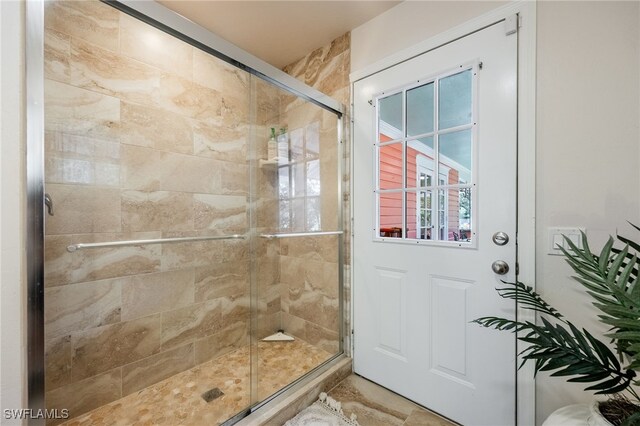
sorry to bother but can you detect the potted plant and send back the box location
[474,225,640,426]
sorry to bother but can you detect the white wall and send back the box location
[351,1,507,72]
[0,0,27,423]
[536,1,640,421]
[351,1,640,424]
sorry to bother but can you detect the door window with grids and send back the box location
[375,66,476,244]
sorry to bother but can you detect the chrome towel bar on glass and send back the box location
[260,231,343,239]
[66,234,246,253]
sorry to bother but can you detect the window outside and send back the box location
[376,68,475,244]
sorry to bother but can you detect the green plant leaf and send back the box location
[475,225,640,401]
[599,237,615,272]
[621,412,640,426]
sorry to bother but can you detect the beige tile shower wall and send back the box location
[281,33,350,354]
[43,1,251,421]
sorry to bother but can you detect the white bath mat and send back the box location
[261,331,295,342]
[284,393,360,426]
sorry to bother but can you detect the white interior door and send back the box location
[353,21,517,426]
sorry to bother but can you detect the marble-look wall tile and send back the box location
[44,0,119,52]
[120,101,193,154]
[45,278,121,339]
[255,200,279,231]
[256,312,281,340]
[193,120,247,163]
[314,51,350,99]
[161,237,248,271]
[121,269,195,321]
[160,299,222,350]
[281,31,350,356]
[194,322,248,365]
[302,259,325,288]
[280,255,305,286]
[280,235,339,264]
[71,314,162,381]
[45,79,120,140]
[323,262,340,300]
[120,144,163,191]
[45,131,120,187]
[280,256,305,288]
[45,184,121,235]
[288,288,338,332]
[280,312,339,354]
[45,335,73,391]
[193,49,249,95]
[254,78,282,125]
[282,32,348,80]
[44,232,162,287]
[161,155,225,195]
[194,262,248,302]
[257,284,280,317]
[283,256,339,332]
[121,190,194,232]
[160,237,224,270]
[45,368,122,425]
[122,343,195,396]
[220,294,250,329]
[220,160,249,196]
[282,102,323,132]
[256,245,280,287]
[69,38,162,107]
[331,86,351,111]
[121,145,225,194]
[220,93,250,128]
[257,165,278,197]
[282,32,349,99]
[157,73,222,121]
[278,243,340,347]
[193,194,247,232]
[306,322,339,354]
[120,13,193,80]
[45,29,71,83]
[280,312,307,340]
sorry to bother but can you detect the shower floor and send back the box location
[59,339,332,426]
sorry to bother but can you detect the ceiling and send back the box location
[159,1,401,68]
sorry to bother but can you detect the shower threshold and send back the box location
[58,339,332,426]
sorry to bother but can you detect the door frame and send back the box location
[349,2,537,425]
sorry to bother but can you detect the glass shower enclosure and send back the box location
[35,1,344,424]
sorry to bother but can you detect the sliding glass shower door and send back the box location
[250,78,343,404]
[40,1,342,424]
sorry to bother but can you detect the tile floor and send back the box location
[326,375,456,426]
[58,342,454,426]
[58,340,332,426]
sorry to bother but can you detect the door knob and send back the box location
[491,260,509,275]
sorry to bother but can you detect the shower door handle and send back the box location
[44,193,54,216]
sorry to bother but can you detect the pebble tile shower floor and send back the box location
[58,340,331,425]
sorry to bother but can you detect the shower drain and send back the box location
[201,387,224,403]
